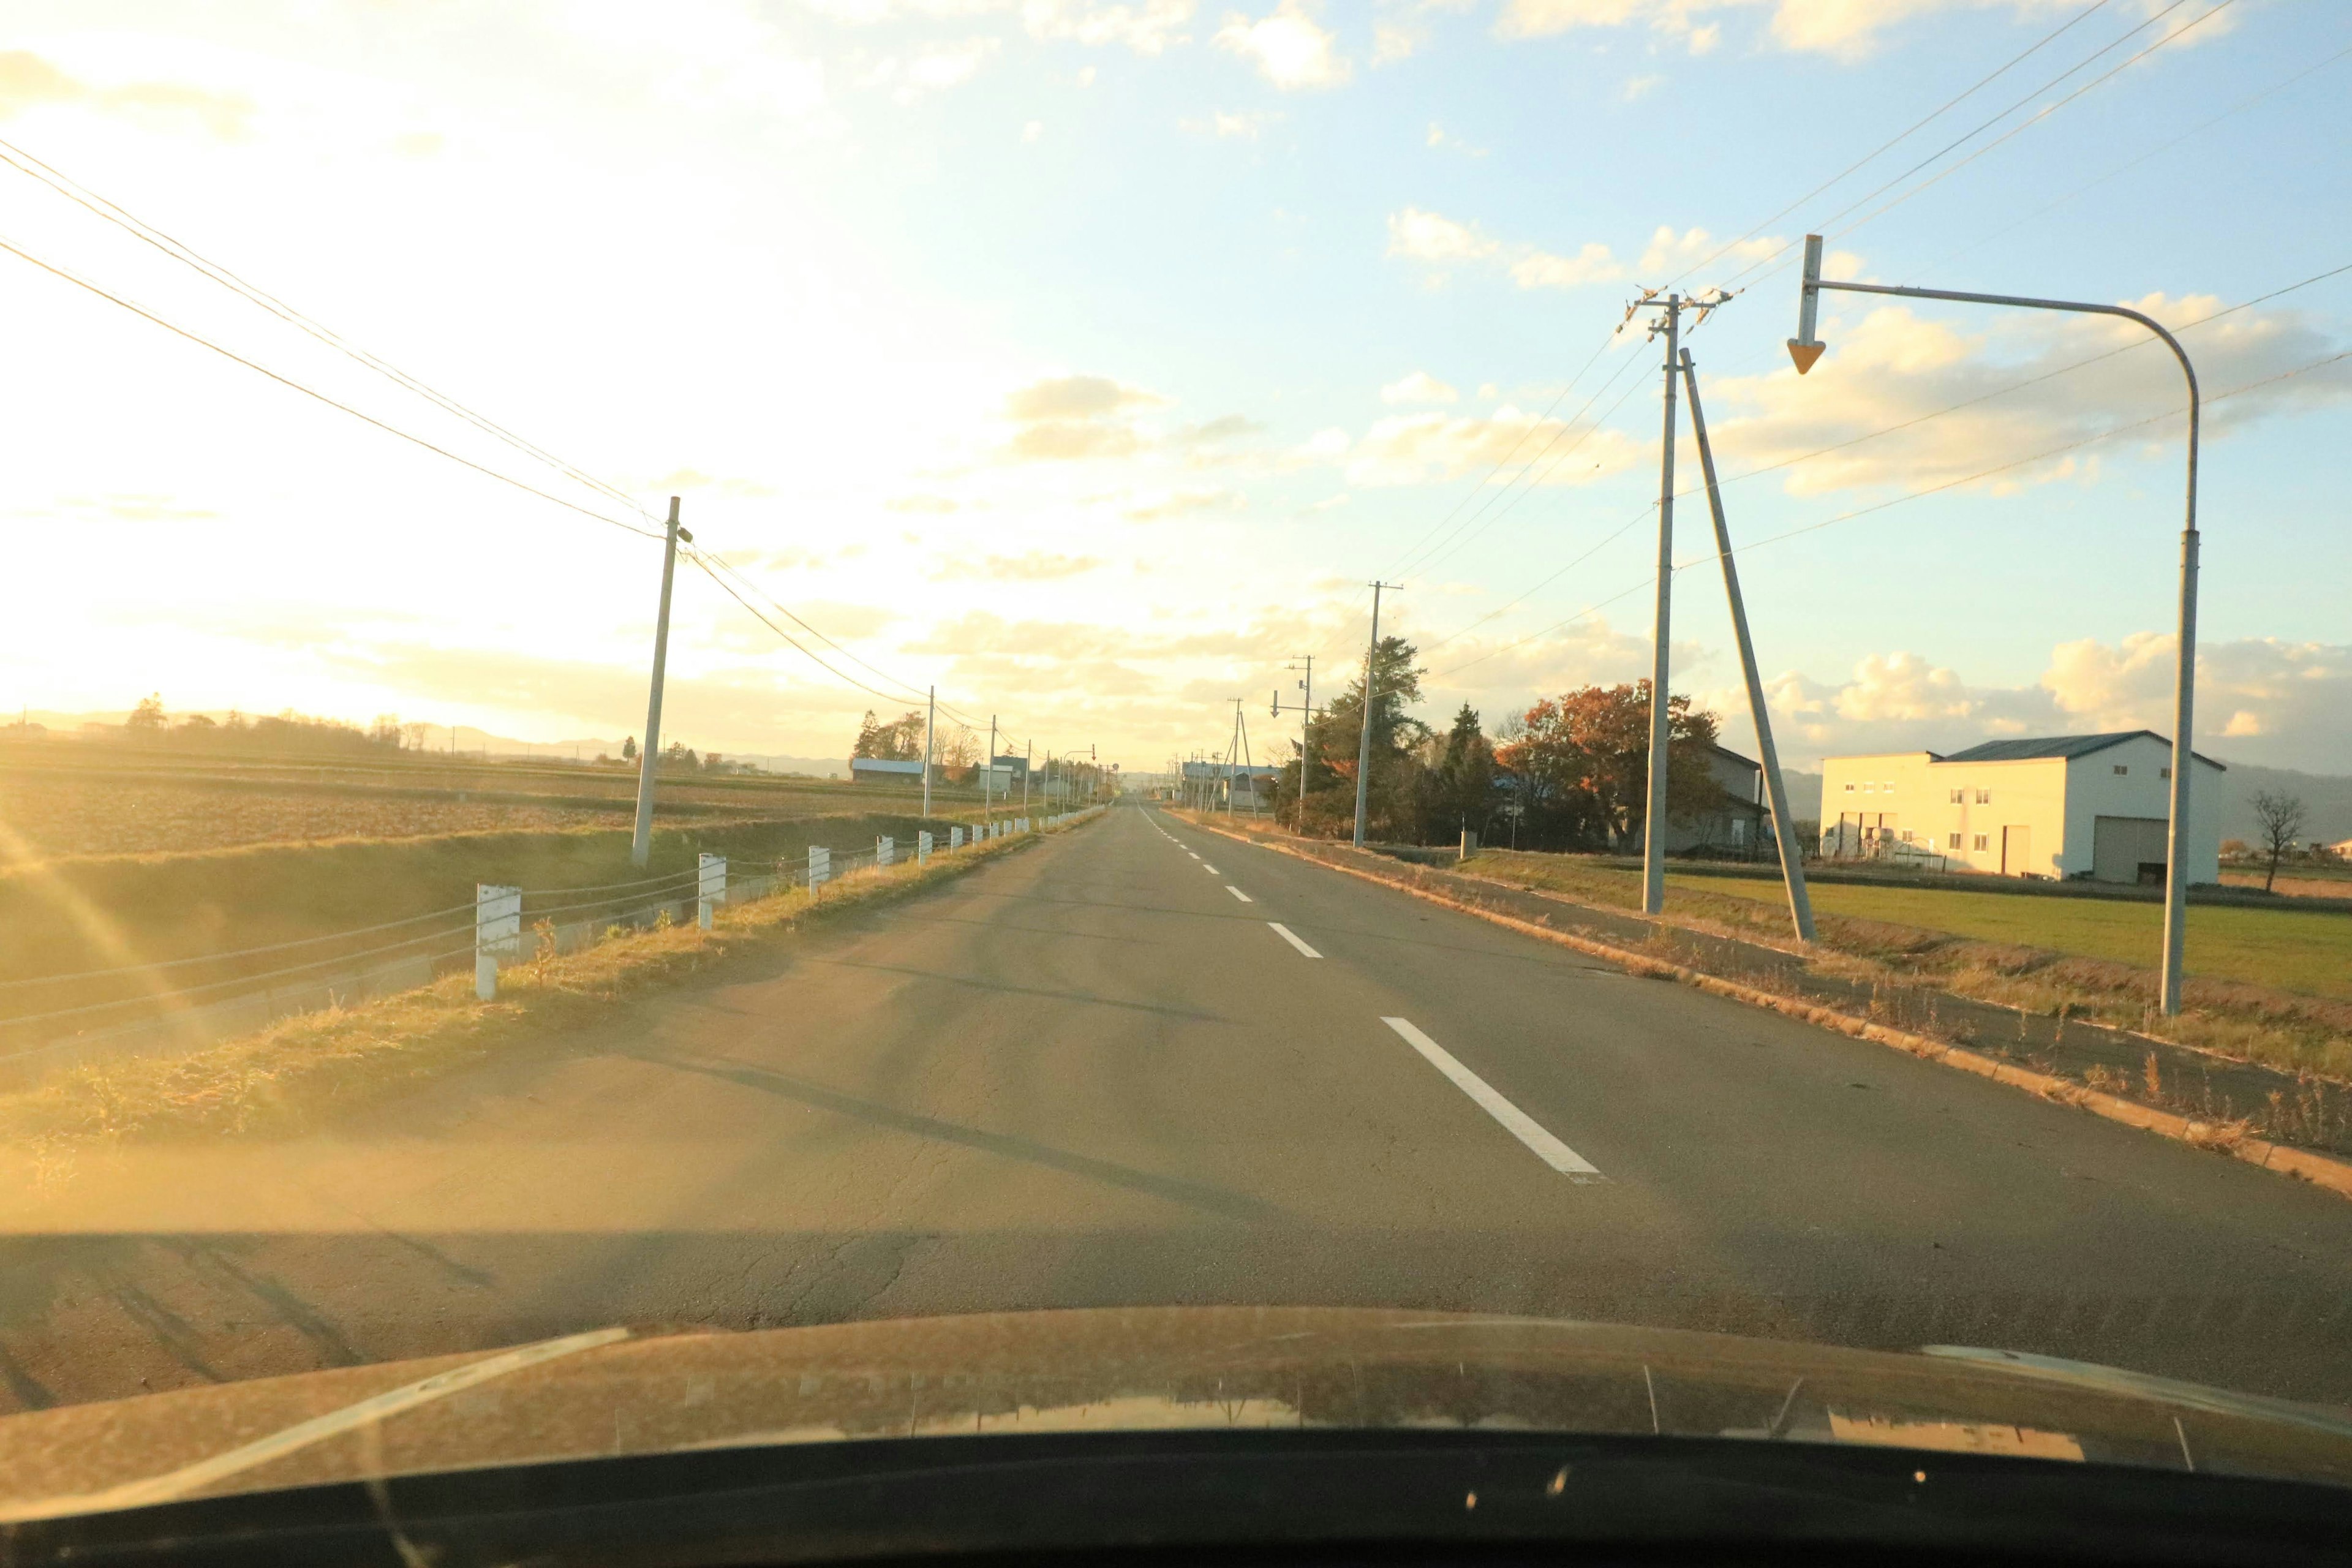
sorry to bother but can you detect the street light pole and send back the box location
[1273,654,1314,834]
[630,496,690,869]
[1789,234,2201,1014]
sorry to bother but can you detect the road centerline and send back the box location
[1267,922,1322,958]
[1226,886,1253,903]
[1381,1017,1604,1181]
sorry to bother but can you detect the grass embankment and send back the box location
[0,811,961,987]
[1677,873,2352,1001]
[0,820,1076,1150]
[1461,847,2352,1082]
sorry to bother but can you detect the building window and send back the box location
[1947,832,1962,850]
[1975,788,1992,804]
[2114,764,2128,775]
[1900,829,1915,842]
[1862,782,1874,793]
[1973,833,1989,851]
[1843,782,1855,792]
[2161,767,2172,779]
[1949,788,1964,804]
[1883,782,1895,793]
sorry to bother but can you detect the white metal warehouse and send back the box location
[1819,731,2224,884]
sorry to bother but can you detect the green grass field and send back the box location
[1456,849,2352,1003]
[1679,873,2352,1001]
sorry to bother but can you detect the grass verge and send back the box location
[0,823,1071,1152]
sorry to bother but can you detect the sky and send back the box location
[1,0,2347,776]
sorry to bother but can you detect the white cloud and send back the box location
[1381,370,1460,405]
[932,550,1104,581]
[1701,293,2352,497]
[1022,117,1044,140]
[1424,120,1486,154]
[1374,22,1424,64]
[1509,241,1623,289]
[0,48,256,138]
[1122,487,1245,520]
[1389,208,1782,292]
[1386,206,1499,263]
[1633,223,1777,275]
[1754,635,2352,775]
[1344,407,1640,486]
[1620,72,1663,100]
[1000,372,1175,460]
[1214,2,1351,89]
[859,36,1002,100]
[1181,107,1280,137]
[1491,1,2197,63]
[1021,0,1197,52]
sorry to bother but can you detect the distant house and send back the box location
[850,757,925,785]
[1820,730,2224,884]
[1664,744,1768,856]
[1181,760,1279,810]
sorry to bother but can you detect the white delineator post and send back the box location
[918,829,933,864]
[878,835,895,868]
[808,845,831,895]
[697,853,725,931]
[951,825,965,850]
[475,883,521,1000]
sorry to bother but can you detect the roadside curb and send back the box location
[1183,816,2352,1204]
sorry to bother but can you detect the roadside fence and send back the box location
[0,807,1102,1090]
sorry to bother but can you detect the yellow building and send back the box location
[1819,731,2224,884]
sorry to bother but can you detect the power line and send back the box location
[680,551,940,709]
[0,233,663,541]
[1433,342,2352,682]
[1694,254,2352,502]
[1381,332,1624,581]
[0,134,658,526]
[1910,34,2352,284]
[1713,0,2219,295]
[1401,355,1657,585]
[1390,342,1651,582]
[1804,0,2241,262]
[1661,0,2119,292]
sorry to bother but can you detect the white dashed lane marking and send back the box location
[1380,1017,1602,1180]
[1267,922,1321,958]
[1227,886,1253,902]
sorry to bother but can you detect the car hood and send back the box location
[3,1306,2350,1519]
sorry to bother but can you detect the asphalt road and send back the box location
[7,801,2352,1415]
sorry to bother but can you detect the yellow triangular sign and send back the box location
[1787,339,1826,374]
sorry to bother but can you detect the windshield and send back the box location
[4,0,2352,1523]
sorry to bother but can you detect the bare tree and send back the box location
[2253,790,2306,894]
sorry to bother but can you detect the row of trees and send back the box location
[1264,638,1734,852]
[121,695,411,756]
[850,708,985,779]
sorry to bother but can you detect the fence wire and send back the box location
[0,810,1103,1086]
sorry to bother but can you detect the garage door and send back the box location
[2092,815,2169,884]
